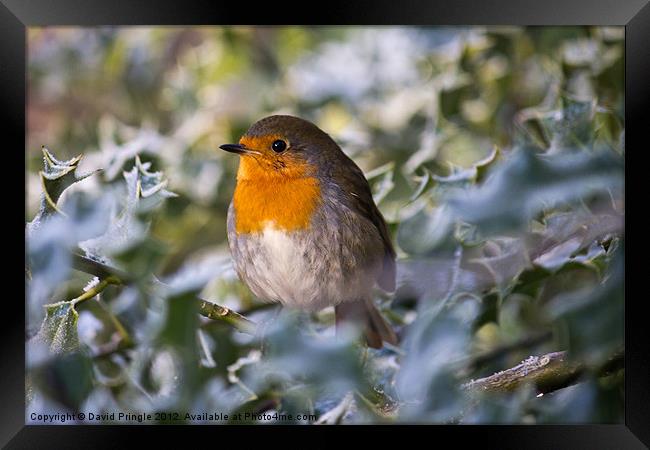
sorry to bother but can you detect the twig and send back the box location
[462,350,624,395]
[72,252,132,281]
[70,276,121,307]
[65,274,134,356]
[463,351,579,394]
[95,297,134,347]
[71,252,257,334]
[198,300,256,334]
[91,334,136,359]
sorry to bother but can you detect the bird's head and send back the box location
[220,115,337,181]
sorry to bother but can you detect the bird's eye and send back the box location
[271,140,287,153]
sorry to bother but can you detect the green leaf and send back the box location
[474,146,501,183]
[365,161,395,180]
[409,168,433,202]
[431,165,476,187]
[79,155,176,264]
[517,95,623,154]
[130,155,178,213]
[420,146,501,195]
[397,205,455,254]
[40,148,83,201]
[467,238,530,289]
[242,311,365,398]
[593,107,624,152]
[111,236,167,282]
[446,147,623,235]
[370,165,395,205]
[40,148,100,211]
[549,251,623,366]
[31,351,95,411]
[27,147,101,236]
[397,295,481,421]
[35,301,80,354]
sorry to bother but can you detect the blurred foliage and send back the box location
[26,26,624,424]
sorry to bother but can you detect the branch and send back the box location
[462,350,624,395]
[70,276,121,307]
[72,252,131,281]
[197,299,256,334]
[71,252,257,334]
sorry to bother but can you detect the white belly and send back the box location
[242,226,328,310]
[233,224,375,311]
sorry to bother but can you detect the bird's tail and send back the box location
[335,299,398,349]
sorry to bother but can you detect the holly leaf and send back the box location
[79,155,176,264]
[548,244,623,366]
[474,146,501,183]
[35,301,80,354]
[367,162,396,205]
[409,168,433,202]
[27,147,101,236]
[130,155,178,212]
[397,204,455,255]
[39,147,100,209]
[446,147,623,235]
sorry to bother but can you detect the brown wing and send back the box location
[332,155,396,292]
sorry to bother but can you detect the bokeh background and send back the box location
[26,26,624,424]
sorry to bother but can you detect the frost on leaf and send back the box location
[27,147,101,237]
[129,155,178,208]
[446,147,623,235]
[315,392,355,424]
[99,124,165,181]
[35,301,80,354]
[79,155,176,264]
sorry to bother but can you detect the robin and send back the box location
[220,115,397,348]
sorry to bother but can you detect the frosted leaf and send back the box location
[34,301,80,354]
[162,254,231,297]
[315,392,355,425]
[27,147,101,236]
[189,379,247,422]
[101,126,165,181]
[27,216,75,325]
[397,204,455,255]
[404,127,440,175]
[197,329,216,368]
[78,190,145,263]
[446,148,623,235]
[227,349,262,400]
[371,167,395,205]
[79,155,176,263]
[227,349,262,384]
[396,296,481,421]
[409,168,433,202]
[149,348,181,399]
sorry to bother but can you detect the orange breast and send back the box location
[233,157,322,234]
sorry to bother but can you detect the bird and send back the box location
[219,115,397,348]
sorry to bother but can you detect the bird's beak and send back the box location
[219,143,247,154]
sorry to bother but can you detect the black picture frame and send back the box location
[5,0,647,447]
